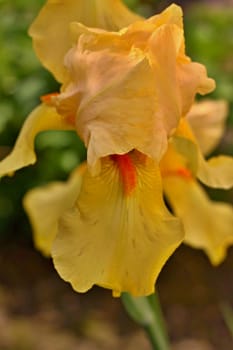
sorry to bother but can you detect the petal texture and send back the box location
[163,176,233,265]
[29,0,142,82]
[52,154,183,296]
[0,104,73,177]
[57,37,167,169]
[23,165,85,256]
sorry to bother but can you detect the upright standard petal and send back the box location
[52,153,183,297]
[29,0,142,82]
[148,21,214,125]
[23,165,85,256]
[54,7,215,170]
[0,104,74,177]
[55,39,166,170]
[163,176,233,265]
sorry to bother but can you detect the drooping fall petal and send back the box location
[197,154,233,189]
[29,0,142,82]
[161,110,233,264]
[163,176,233,265]
[173,119,233,189]
[23,165,85,256]
[0,104,74,177]
[52,154,183,297]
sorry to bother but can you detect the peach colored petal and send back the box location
[56,45,168,170]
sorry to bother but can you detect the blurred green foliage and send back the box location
[184,5,233,124]
[0,0,232,239]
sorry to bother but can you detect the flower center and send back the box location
[111,154,137,196]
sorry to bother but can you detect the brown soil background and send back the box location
[0,242,232,350]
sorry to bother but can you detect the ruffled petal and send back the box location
[29,0,142,82]
[123,4,183,50]
[148,21,215,128]
[148,3,183,28]
[23,165,85,256]
[52,155,183,296]
[148,24,182,133]
[57,44,167,169]
[51,4,215,169]
[187,100,228,155]
[163,176,233,265]
[0,104,74,177]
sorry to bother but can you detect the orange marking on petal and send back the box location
[111,154,137,196]
[40,92,59,105]
[41,93,76,126]
[176,168,192,179]
[65,114,76,126]
[162,167,193,180]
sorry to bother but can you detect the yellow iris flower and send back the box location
[0,3,228,296]
[22,100,233,296]
[161,100,233,265]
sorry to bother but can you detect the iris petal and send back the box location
[197,154,233,189]
[59,45,166,169]
[187,100,228,155]
[52,155,183,296]
[56,4,215,169]
[173,119,233,189]
[23,165,85,256]
[163,176,233,265]
[177,61,215,116]
[0,104,74,177]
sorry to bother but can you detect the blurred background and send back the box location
[0,0,232,349]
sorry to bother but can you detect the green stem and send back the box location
[121,292,170,350]
[220,302,233,337]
